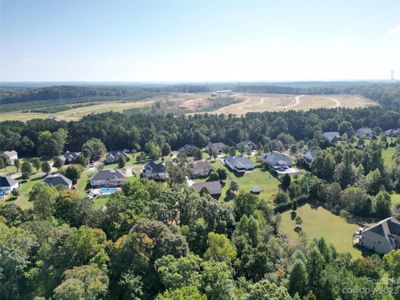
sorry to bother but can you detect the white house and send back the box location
[142,162,167,181]
[0,176,19,194]
[0,150,18,163]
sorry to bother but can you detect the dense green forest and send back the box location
[1,106,399,156]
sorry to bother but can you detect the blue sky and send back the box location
[1,0,399,82]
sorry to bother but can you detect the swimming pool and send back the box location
[99,188,117,195]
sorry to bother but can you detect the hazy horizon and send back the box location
[1,0,399,82]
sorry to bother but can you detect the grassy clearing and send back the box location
[382,147,395,167]
[0,173,46,209]
[195,158,280,202]
[280,204,361,257]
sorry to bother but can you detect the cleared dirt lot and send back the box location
[0,92,377,121]
[211,93,377,115]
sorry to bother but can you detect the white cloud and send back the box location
[387,24,400,36]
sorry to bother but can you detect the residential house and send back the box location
[142,162,167,181]
[355,217,400,254]
[237,140,257,151]
[90,169,126,188]
[322,131,341,142]
[0,150,18,163]
[356,127,374,139]
[0,176,19,194]
[43,173,72,189]
[301,149,318,164]
[178,144,195,156]
[224,156,255,174]
[192,181,222,199]
[105,151,129,164]
[60,151,82,164]
[205,142,226,154]
[259,151,292,171]
[189,160,214,178]
[384,128,400,138]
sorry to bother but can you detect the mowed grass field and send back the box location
[0,93,210,122]
[280,204,361,257]
[194,158,280,202]
[211,93,377,115]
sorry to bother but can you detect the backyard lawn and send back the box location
[280,204,362,257]
[195,158,280,202]
[0,173,46,209]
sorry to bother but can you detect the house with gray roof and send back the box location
[189,160,214,178]
[224,156,255,174]
[192,181,222,199]
[356,127,374,139]
[90,169,126,188]
[384,128,400,137]
[237,140,257,151]
[178,144,195,156]
[322,131,341,142]
[0,175,19,194]
[105,151,129,164]
[356,217,400,254]
[205,142,226,154]
[0,150,18,163]
[259,152,292,171]
[60,151,82,164]
[43,173,72,189]
[142,162,167,181]
[301,149,318,164]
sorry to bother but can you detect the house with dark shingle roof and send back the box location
[0,175,19,194]
[357,217,400,254]
[224,156,255,174]
[236,140,257,151]
[90,169,126,187]
[178,144,195,156]
[105,151,129,164]
[356,128,374,139]
[259,152,292,171]
[142,162,167,181]
[321,131,341,142]
[301,149,318,164]
[205,142,226,154]
[192,181,222,199]
[60,151,82,164]
[189,160,214,178]
[43,173,72,189]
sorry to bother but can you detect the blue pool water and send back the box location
[0,193,5,199]
[99,188,117,195]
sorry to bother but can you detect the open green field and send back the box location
[280,204,361,257]
[382,147,396,167]
[0,93,212,122]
